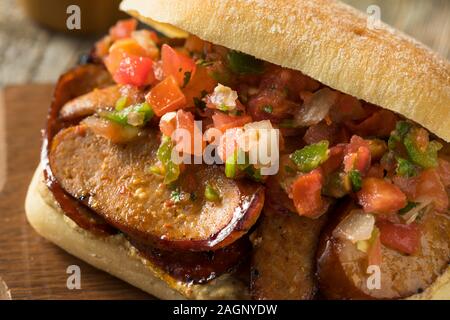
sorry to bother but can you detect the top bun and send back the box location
[120,0,450,142]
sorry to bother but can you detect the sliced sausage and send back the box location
[59,85,145,121]
[131,237,251,284]
[50,126,264,252]
[250,209,327,300]
[43,64,116,236]
[317,201,450,299]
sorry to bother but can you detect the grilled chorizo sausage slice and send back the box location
[317,202,450,300]
[59,85,145,121]
[250,209,327,300]
[50,126,264,251]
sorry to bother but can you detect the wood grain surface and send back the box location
[0,1,449,300]
[0,85,151,300]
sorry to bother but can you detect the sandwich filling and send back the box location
[44,19,450,299]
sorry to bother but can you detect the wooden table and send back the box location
[0,1,449,300]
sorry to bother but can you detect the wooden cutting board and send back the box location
[0,85,151,300]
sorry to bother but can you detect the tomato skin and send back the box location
[146,75,187,117]
[377,220,421,255]
[159,112,177,137]
[438,158,450,187]
[343,136,371,175]
[109,19,137,41]
[290,169,327,218]
[212,112,252,132]
[182,66,217,107]
[216,127,246,161]
[172,110,204,157]
[368,231,383,266]
[415,169,448,212]
[161,44,197,86]
[321,145,345,176]
[346,110,397,138]
[112,54,155,87]
[357,178,407,214]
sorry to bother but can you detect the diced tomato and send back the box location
[367,231,382,266]
[392,175,417,200]
[131,30,160,60]
[112,54,155,87]
[172,110,204,156]
[346,110,397,138]
[161,44,197,86]
[159,112,177,137]
[303,123,338,145]
[377,220,421,255]
[438,158,450,187]
[415,169,449,212]
[329,94,366,123]
[259,66,320,97]
[321,145,345,176]
[247,89,298,122]
[109,19,137,41]
[290,169,327,218]
[217,127,246,161]
[94,36,112,59]
[146,76,187,116]
[183,66,217,107]
[105,40,147,71]
[184,35,207,53]
[212,112,252,132]
[343,136,371,174]
[366,165,385,179]
[357,178,407,214]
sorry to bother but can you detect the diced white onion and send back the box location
[209,84,238,110]
[333,210,375,243]
[294,88,339,127]
[402,200,432,224]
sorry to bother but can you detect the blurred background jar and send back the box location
[18,0,127,36]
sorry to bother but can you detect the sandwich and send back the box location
[25,0,450,300]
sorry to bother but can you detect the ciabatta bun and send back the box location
[121,0,450,142]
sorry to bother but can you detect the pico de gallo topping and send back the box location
[90,20,450,261]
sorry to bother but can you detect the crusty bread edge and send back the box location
[121,0,450,142]
[25,165,249,300]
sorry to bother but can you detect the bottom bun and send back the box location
[25,165,449,300]
[25,164,249,300]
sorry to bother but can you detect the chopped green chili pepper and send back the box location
[115,96,128,111]
[323,172,352,198]
[290,141,330,173]
[279,119,296,129]
[395,157,417,177]
[263,105,273,114]
[193,97,206,110]
[228,51,265,75]
[101,102,154,127]
[225,153,237,178]
[205,184,221,202]
[182,71,192,88]
[156,137,180,184]
[170,189,183,203]
[348,170,362,192]
[403,129,442,169]
[388,121,411,150]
